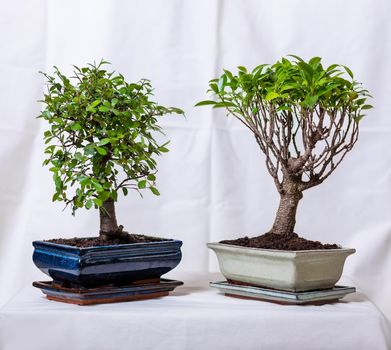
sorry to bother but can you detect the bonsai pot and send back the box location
[207,242,355,292]
[33,237,182,288]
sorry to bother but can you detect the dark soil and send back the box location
[46,234,169,248]
[220,232,340,251]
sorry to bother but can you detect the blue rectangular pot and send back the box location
[32,238,182,288]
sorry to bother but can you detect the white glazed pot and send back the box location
[207,242,355,292]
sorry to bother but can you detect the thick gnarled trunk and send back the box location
[99,200,119,240]
[270,177,303,237]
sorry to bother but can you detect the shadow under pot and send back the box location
[33,237,182,288]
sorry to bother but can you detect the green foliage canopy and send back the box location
[196,55,372,192]
[196,55,372,121]
[39,61,183,214]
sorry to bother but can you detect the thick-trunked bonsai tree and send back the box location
[197,55,372,292]
[32,61,184,292]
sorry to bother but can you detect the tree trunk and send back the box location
[270,178,303,237]
[99,200,119,240]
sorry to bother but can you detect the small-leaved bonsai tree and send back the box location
[197,55,372,244]
[39,60,183,242]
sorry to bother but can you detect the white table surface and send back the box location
[0,272,390,350]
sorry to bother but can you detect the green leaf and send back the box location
[327,64,339,71]
[218,75,227,92]
[85,200,93,209]
[209,83,219,94]
[280,84,299,92]
[147,174,156,181]
[88,99,101,109]
[138,180,147,189]
[54,176,62,189]
[122,187,128,196]
[277,105,292,112]
[41,111,52,119]
[223,69,233,79]
[354,115,365,123]
[212,102,235,108]
[70,123,81,131]
[100,191,111,201]
[98,106,111,112]
[91,180,103,191]
[194,100,217,107]
[298,62,313,83]
[93,198,103,206]
[74,152,83,161]
[309,57,321,68]
[303,95,319,107]
[150,187,160,195]
[95,146,107,155]
[343,65,354,79]
[97,138,111,146]
[288,54,304,62]
[252,64,267,74]
[84,145,96,156]
[265,91,280,101]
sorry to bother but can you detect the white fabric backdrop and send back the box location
[1,0,390,322]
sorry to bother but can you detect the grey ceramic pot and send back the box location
[207,242,355,292]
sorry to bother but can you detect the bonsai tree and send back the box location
[196,55,372,241]
[39,60,183,241]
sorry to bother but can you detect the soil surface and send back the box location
[46,234,169,248]
[220,232,340,251]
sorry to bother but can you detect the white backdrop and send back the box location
[1,0,390,322]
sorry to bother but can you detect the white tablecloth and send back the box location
[0,273,390,350]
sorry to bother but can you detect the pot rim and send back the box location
[33,236,182,251]
[207,242,356,255]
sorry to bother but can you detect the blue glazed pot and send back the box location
[32,238,182,288]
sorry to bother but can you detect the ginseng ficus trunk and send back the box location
[270,178,303,237]
[99,200,119,240]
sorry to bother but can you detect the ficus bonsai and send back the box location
[39,60,183,241]
[197,55,372,241]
